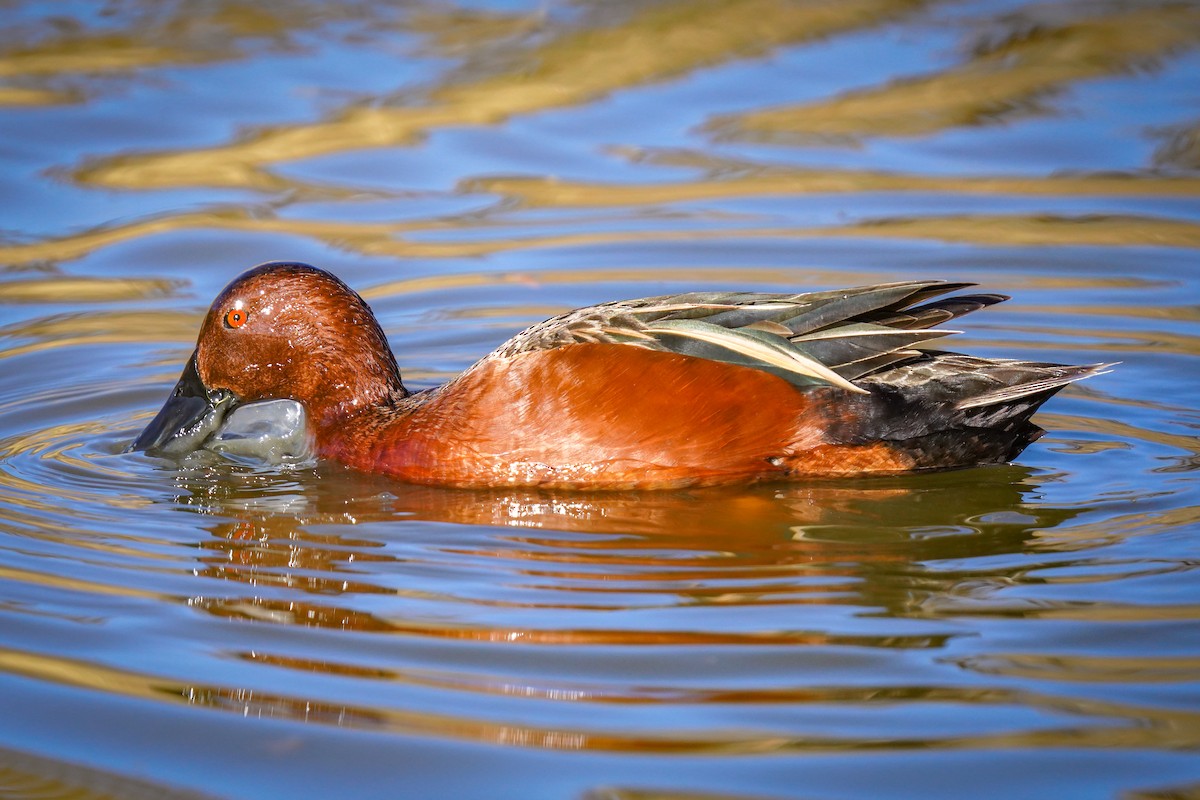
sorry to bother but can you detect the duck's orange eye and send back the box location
[224,309,248,329]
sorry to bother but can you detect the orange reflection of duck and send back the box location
[132,262,1109,489]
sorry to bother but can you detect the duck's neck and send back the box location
[289,346,404,440]
[311,381,431,476]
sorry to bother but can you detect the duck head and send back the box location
[131,261,406,456]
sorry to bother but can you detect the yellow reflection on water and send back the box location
[966,653,1200,684]
[0,563,164,602]
[819,213,1200,248]
[70,0,928,191]
[5,207,1197,273]
[0,2,1196,790]
[0,745,211,800]
[0,2,417,107]
[465,168,1200,209]
[0,276,179,304]
[0,85,76,106]
[0,40,187,77]
[0,310,202,360]
[3,638,1197,753]
[709,3,1200,141]
[358,266,866,301]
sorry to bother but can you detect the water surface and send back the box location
[2,1,1199,798]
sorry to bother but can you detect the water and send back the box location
[2,1,1199,797]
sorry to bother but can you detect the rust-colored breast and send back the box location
[323,343,912,488]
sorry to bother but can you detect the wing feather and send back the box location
[488,280,1016,394]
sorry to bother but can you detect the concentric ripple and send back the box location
[2,338,1197,763]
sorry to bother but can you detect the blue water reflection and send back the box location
[1,0,1200,798]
